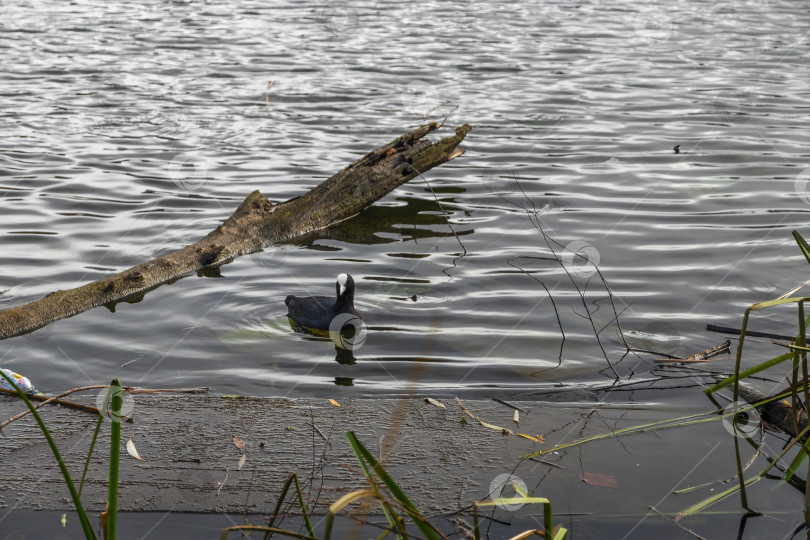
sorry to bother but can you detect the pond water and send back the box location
[3,0,808,398]
[1,0,810,537]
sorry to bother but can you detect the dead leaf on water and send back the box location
[126,435,144,461]
[479,418,513,435]
[329,399,340,407]
[581,471,618,488]
[424,397,446,410]
[237,454,246,470]
[517,433,544,443]
[232,434,244,451]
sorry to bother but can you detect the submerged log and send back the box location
[0,395,541,514]
[0,123,471,340]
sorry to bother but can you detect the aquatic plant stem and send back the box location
[107,379,122,540]
[0,370,97,539]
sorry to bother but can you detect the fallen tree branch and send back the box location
[0,385,208,426]
[0,123,470,340]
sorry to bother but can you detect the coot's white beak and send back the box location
[337,273,349,296]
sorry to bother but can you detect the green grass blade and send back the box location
[783,446,808,483]
[704,352,793,394]
[793,230,810,266]
[544,500,554,538]
[475,498,564,539]
[292,473,316,538]
[265,473,315,539]
[523,412,721,459]
[107,379,122,540]
[676,476,761,520]
[477,497,551,507]
[345,431,444,540]
[0,370,97,540]
[750,296,810,310]
[79,404,107,498]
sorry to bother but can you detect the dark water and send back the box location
[1,0,810,537]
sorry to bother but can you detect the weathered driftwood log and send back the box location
[0,123,471,340]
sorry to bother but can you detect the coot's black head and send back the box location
[335,273,355,305]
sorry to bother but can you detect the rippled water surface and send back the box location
[1,0,809,400]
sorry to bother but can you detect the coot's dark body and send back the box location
[285,273,361,331]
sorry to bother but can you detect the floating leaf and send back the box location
[237,454,246,471]
[514,410,520,424]
[126,435,144,461]
[479,418,513,435]
[424,397,446,410]
[232,434,244,451]
[328,399,340,407]
[581,472,617,488]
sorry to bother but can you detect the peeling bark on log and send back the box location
[0,123,471,340]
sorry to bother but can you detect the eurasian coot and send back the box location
[285,273,361,331]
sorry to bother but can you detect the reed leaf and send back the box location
[0,370,97,540]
